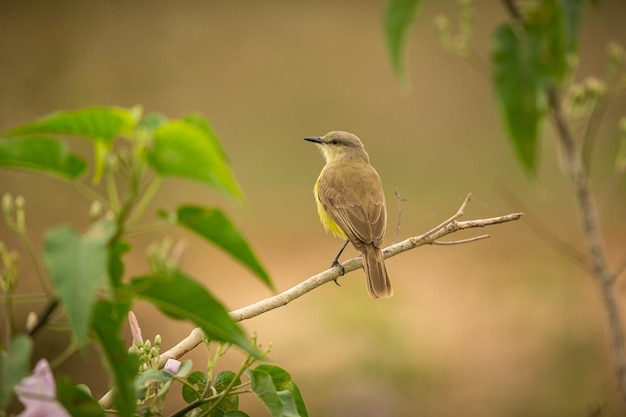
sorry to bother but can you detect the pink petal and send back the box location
[128,311,143,344]
[14,359,70,417]
[164,358,181,374]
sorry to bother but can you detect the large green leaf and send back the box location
[246,369,284,417]
[165,205,272,290]
[0,136,87,179]
[383,0,422,85]
[130,270,259,358]
[255,365,307,417]
[247,368,305,417]
[146,118,244,202]
[43,219,117,345]
[0,335,33,409]
[5,106,139,183]
[91,300,138,417]
[6,107,138,144]
[491,24,546,174]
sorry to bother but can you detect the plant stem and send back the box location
[547,87,626,404]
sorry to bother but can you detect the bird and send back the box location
[304,131,392,299]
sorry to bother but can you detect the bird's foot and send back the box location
[330,260,344,286]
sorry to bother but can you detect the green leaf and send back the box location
[0,136,87,179]
[384,0,422,86]
[558,0,583,53]
[212,370,241,415]
[91,300,139,417]
[181,114,230,163]
[137,113,167,134]
[43,219,117,345]
[109,241,131,288]
[130,270,259,358]
[6,106,138,144]
[255,365,307,417]
[5,106,139,183]
[56,376,105,417]
[491,24,546,174]
[146,118,244,202]
[167,206,273,290]
[135,370,175,400]
[0,335,33,409]
[246,369,283,417]
[182,371,208,403]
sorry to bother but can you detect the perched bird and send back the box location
[305,131,392,299]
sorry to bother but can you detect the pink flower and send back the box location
[164,358,181,374]
[14,359,70,417]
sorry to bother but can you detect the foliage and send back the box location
[384,0,626,412]
[0,107,307,416]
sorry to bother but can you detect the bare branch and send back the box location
[98,196,523,408]
[162,200,520,364]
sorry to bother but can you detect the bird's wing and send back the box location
[317,163,386,248]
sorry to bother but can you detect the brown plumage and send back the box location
[305,131,392,299]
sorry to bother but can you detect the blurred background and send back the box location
[1,1,626,416]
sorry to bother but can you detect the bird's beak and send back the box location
[304,136,322,144]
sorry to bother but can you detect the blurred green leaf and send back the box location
[492,24,545,174]
[0,136,87,179]
[56,376,105,417]
[255,365,308,417]
[246,369,284,417]
[181,114,229,163]
[43,219,117,345]
[0,335,33,409]
[146,118,244,202]
[384,0,422,86]
[135,369,175,400]
[130,270,259,358]
[524,0,580,84]
[558,0,583,54]
[6,106,138,143]
[91,300,138,417]
[109,241,131,288]
[166,206,273,290]
[137,113,167,134]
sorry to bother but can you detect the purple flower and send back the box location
[14,359,70,417]
[164,358,181,374]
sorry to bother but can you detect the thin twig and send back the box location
[434,234,490,245]
[393,187,405,244]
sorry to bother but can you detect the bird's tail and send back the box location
[362,244,393,299]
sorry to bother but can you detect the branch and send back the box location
[98,194,523,408]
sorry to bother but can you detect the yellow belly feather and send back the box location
[314,176,347,239]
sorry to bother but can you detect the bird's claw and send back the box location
[331,260,344,286]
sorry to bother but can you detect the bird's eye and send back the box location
[330,140,338,145]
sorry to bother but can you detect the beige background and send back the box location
[1,1,626,416]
